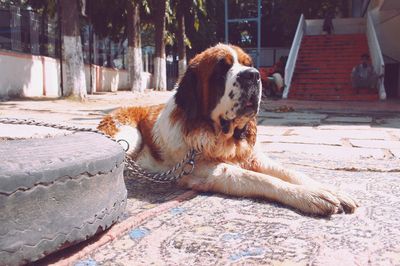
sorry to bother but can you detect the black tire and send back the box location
[0,132,127,266]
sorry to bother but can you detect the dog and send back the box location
[98,43,358,216]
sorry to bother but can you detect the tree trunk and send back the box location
[127,0,143,92]
[176,5,187,78]
[153,0,167,91]
[59,0,87,101]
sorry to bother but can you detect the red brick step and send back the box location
[288,34,377,101]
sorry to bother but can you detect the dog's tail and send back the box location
[97,114,142,156]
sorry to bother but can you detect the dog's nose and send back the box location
[238,68,260,82]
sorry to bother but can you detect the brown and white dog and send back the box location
[98,43,358,216]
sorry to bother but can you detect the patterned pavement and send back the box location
[71,107,400,265]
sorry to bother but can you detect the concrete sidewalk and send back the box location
[1,91,399,172]
[0,90,173,138]
[1,92,400,265]
[257,99,400,171]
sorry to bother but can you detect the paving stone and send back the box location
[375,118,400,128]
[4,94,400,265]
[318,125,372,130]
[256,125,292,136]
[258,111,286,118]
[258,111,327,120]
[324,116,373,123]
[349,139,400,149]
[257,126,392,144]
[0,124,69,139]
[315,129,392,140]
[258,135,342,146]
[286,113,327,120]
[388,130,400,140]
[282,127,324,137]
[391,149,400,158]
[261,118,321,126]
[261,142,386,160]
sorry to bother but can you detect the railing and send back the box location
[283,14,305,99]
[366,12,386,100]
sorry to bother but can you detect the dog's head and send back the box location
[175,43,261,134]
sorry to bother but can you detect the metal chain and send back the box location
[0,117,200,183]
[124,149,199,183]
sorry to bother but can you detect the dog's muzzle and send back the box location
[236,68,261,117]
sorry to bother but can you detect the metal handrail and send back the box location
[283,14,305,99]
[366,12,386,100]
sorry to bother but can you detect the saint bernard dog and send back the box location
[98,43,358,216]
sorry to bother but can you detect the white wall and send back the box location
[0,50,43,97]
[368,0,400,95]
[370,4,400,62]
[88,65,129,92]
[0,50,151,98]
[43,57,61,97]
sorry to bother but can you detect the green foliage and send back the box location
[167,0,206,38]
[19,0,350,55]
[205,0,349,48]
[85,0,127,40]
[141,23,155,47]
[85,0,152,41]
[184,0,224,56]
[12,0,57,17]
[261,0,349,46]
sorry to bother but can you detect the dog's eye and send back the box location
[243,58,254,67]
[216,58,232,74]
[217,58,229,67]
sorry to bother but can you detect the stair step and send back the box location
[298,56,368,60]
[297,57,365,61]
[300,47,368,51]
[293,92,378,95]
[292,78,352,82]
[299,50,369,55]
[303,34,366,40]
[293,72,353,76]
[290,95,379,101]
[301,44,368,47]
[302,44,368,47]
[302,40,367,43]
[295,67,356,72]
[292,84,358,90]
[294,70,357,74]
[296,63,360,68]
[299,49,368,55]
[292,78,352,81]
[300,45,368,49]
[302,40,368,44]
[289,33,378,101]
[294,69,356,74]
[301,41,368,45]
[291,88,377,94]
[292,76,351,81]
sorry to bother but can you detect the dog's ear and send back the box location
[174,68,199,120]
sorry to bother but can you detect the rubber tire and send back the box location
[0,132,127,266]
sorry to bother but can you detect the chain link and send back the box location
[0,117,200,183]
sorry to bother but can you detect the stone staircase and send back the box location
[289,34,379,101]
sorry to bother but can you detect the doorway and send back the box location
[385,63,399,99]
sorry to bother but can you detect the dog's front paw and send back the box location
[291,187,341,216]
[330,190,359,214]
